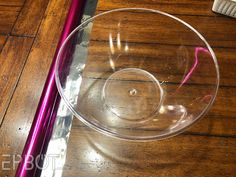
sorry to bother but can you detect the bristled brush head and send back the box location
[212,0,236,17]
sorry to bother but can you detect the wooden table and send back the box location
[0,0,236,176]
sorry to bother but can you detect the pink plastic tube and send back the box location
[15,0,86,176]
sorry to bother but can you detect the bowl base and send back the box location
[102,68,163,123]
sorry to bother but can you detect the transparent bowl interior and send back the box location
[55,8,219,141]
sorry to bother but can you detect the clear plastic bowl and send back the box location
[55,8,219,141]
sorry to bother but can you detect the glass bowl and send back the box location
[55,8,219,141]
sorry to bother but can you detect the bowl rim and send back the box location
[55,8,220,141]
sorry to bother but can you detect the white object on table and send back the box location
[212,0,236,17]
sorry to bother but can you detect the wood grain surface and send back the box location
[0,36,33,123]
[0,0,235,177]
[91,11,236,48]
[0,35,7,51]
[0,0,71,176]
[63,126,236,177]
[97,0,217,16]
[0,6,21,34]
[12,0,50,36]
[0,0,24,7]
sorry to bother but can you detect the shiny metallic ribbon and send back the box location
[15,0,86,176]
